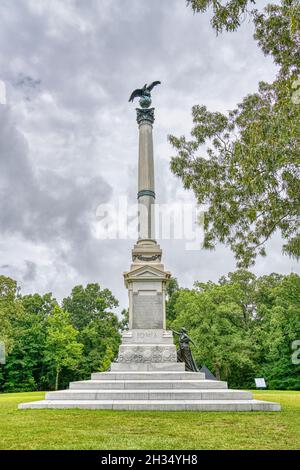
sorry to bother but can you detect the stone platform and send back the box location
[19,366,280,411]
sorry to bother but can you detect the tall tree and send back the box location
[171,1,300,267]
[2,293,57,392]
[169,281,256,382]
[62,284,121,378]
[186,0,300,35]
[256,273,300,389]
[166,278,180,322]
[44,306,83,390]
[0,276,22,354]
[168,271,300,388]
[62,283,118,329]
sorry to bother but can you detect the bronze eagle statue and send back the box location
[129,81,161,102]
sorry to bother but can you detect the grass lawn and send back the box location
[0,390,299,450]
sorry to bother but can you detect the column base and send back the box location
[110,362,185,372]
[115,329,178,366]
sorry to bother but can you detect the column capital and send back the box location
[136,107,155,126]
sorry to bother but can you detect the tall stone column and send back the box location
[137,107,155,240]
[111,103,181,371]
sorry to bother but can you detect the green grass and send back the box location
[0,391,299,450]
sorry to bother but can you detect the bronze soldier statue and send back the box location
[172,327,199,372]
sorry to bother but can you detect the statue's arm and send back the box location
[171,329,180,336]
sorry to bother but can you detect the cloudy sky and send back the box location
[0,0,298,310]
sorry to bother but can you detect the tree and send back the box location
[168,270,300,388]
[1,279,122,392]
[186,0,300,35]
[62,284,122,378]
[0,276,23,354]
[120,308,129,331]
[187,0,256,33]
[256,273,300,389]
[44,306,83,390]
[254,1,300,77]
[2,293,57,392]
[1,272,298,391]
[166,278,180,322]
[78,316,120,375]
[168,274,257,383]
[170,1,300,267]
[62,283,119,330]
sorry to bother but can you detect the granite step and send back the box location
[91,371,205,381]
[69,379,228,390]
[45,389,252,401]
[19,399,281,411]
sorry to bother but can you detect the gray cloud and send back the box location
[23,260,37,281]
[0,0,298,308]
[0,104,112,291]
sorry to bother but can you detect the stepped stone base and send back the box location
[18,399,280,411]
[19,368,281,412]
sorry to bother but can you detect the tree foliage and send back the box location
[0,279,122,392]
[171,1,300,267]
[186,0,300,36]
[1,272,299,391]
[0,276,23,354]
[256,273,300,389]
[168,271,300,388]
[2,293,56,392]
[44,306,83,390]
[187,0,256,33]
[62,283,122,378]
[62,283,119,329]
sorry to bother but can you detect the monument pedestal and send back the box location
[113,239,179,370]
[125,240,170,330]
[115,329,178,368]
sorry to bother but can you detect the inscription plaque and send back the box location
[132,292,163,328]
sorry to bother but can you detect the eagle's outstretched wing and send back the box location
[147,81,161,92]
[129,88,143,102]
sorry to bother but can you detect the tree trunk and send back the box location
[215,366,221,381]
[55,367,60,391]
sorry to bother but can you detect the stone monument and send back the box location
[19,84,280,411]
[112,82,179,372]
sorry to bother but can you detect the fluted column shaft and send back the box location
[137,108,155,240]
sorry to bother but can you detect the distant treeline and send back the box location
[0,279,127,392]
[0,270,299,392]
[167,271,300,390]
